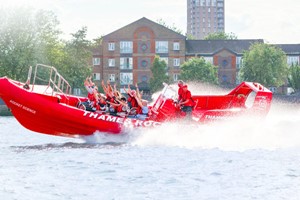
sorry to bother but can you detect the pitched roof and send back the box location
[274,44,300,55]
[186,39,264,55]
[104,17,186,39]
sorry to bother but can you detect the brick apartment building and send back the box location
[92,17,186,94]
[92,17,300,93]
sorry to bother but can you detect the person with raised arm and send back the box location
[132,92,149,120]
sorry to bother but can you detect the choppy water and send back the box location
[1,103,300,200]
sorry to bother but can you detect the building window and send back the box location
[108,58,115,67]
[222,59,228,68]
[155,41,168,53]
[120,41,133,53]
[287,56,299,66]
[93,73,100,81]
[141,75,148,82]
[141,43,148,51]
[236,57,243,69]
[203,56,213,64]
[93,58,100,66]
[141,60,148,68]
[222,75,227,82]
[159,57,168,65]
[120,57,133,69]
[173,58,180,67]
[173,74,179,82]
[212,0,217,6]
[173,42,180,51]
[207,0,211,6]
[108,42,115,51]
[109,74,115,82]
[120,73,133,85]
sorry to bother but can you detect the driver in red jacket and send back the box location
[178,84,194,119]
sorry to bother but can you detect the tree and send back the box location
[156,18,183,35]
[204,32,238,40]
[149,55,170,93]
[180,57,218,84]
[61,27,92,92]
[0,7,61,81]
[288,64,300,91]
[239,43,289,87]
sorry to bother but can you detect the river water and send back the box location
[1,103,300,200]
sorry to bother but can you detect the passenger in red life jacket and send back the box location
[96,93,107,113]
[84,76,98,109]
[107,97,129,117]
[124,85,140,115]
[178,84,194,119]
[177,80,185,102]
[133,92,149,120]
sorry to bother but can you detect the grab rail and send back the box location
[31,64,72,101]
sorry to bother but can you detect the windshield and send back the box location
[161,83,177,100]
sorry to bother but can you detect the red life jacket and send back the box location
[128,96,138,108]
[181,90,194,107]
[178,87,183,101]
[87,92,95,102]
[116,104,123,112]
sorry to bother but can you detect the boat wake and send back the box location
[138,103,300,151]
[82,103,300,152]
[11,141,126,152]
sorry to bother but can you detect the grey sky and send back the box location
[1,0,299,44]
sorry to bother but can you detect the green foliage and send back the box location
[186,34,196,40]
[204,32,238,40]
[288,64,300,91]
[0,7,61,81]
[156,18,183,35]
[149,55,170,93]
[60,27,92,91]
[0,7,93,94]
[180,57,218,84]
[239,43,289,87]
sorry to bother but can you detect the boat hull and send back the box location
[0,74,273,138]
[0,77,161,137]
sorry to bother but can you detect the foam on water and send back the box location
[131,104,300,151]
[83,82,300,152]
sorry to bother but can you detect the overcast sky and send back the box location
[1,0,299,44]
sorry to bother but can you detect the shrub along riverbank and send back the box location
[0,105,11,116]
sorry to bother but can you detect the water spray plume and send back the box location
[82,83,300,151]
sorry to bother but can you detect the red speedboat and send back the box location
[0,64,272,137]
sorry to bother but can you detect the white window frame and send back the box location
[173,74,179,82]
[212,0,217,6]
[206,0,211,6]
[287,56,299,66]
[203,56,213,64]
[159,57,168,65]
[173,42,180,51]
[108,42,115,51]
[120,41,133,53]
[155,41,168,53]
[236,56,243,69]
[109,74,115,82]
[120,57,133,69]
[93,58,100,65]
[120,73,133,85]
[108,58,115,67]
[93,73,101,81]
[173,58,180,67]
